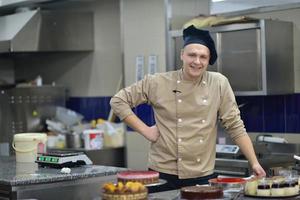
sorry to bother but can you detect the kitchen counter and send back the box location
[0,156,126,200]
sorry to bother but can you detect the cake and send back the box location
[244,176,300,197]
[102,181,148,200]
[244,178,258,196]
[284,180,298,196]
[181,185,223,199]
[271,182,285,196]
[117,171,159,185]
[256,183,271,196]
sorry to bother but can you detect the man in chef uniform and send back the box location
[110,25,266,191]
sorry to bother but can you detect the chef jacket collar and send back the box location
[178,69,207,86]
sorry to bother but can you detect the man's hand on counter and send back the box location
[252,162,266,177]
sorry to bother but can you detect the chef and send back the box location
[110,25,266,192]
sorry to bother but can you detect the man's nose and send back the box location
[194,57,201,64]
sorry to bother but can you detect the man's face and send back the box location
[180,43,210,80]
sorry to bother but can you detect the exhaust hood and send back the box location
[0,9,94,53]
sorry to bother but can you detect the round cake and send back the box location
[117,171,159,185]
[102,182,148,200]
[181,185,223,199]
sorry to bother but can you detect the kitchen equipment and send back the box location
[0,86,66,156]
[256,135,288,143]
[0,9,94,53]
[36,151,92,168]
[215,143,296,177]
[66,132,82,149]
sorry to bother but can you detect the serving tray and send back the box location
[244,193,300,199]
[145,179,167,187]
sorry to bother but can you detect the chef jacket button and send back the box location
[199,139,203,143]
[178,138,182,142]
[202,81,206,85]
[197,158,201,162]
[178,118,182,123]
[178,99,182,103]
[201,119,206,123]
[178,158,182,162]
[177,80,181,84]
[203,99,207,103]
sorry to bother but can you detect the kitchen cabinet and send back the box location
[168,19,294,95]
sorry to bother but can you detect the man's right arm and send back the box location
[109,75,159,142]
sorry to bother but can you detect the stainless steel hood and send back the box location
[0,9,94,53]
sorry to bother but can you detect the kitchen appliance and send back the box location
[215,143,296,177]
[0,86,66,156]
[0,9,94,53]
[36,151,92,168]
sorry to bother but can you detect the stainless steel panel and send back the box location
[219,28,262,91]
[0,10,94,53]
[0,86,66,155]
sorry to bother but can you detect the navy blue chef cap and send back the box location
[183,25,218,65]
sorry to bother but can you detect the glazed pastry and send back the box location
[271,181,285,196]
[244,178,258,196]
[284,180,298,196]
[257,182,271,196]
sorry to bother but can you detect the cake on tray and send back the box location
[181,185,223,199]
[117,170,159,185]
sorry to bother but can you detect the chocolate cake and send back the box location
[181,185,223,199]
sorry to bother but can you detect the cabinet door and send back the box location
[218,29,262,91]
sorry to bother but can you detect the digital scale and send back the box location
[36,151,93,168]
[216,144,240,154]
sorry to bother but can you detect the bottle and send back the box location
[36,75,42,86]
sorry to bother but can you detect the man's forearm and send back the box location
[235,135,259,166]
[123,114,149,137]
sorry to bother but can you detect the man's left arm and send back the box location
[218,75,266,177]
[235,135,266,177]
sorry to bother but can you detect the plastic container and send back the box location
[83,129,104,150]
[12,133,47,163]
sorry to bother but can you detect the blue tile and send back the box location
[236,96,264,132]
[66,96,112,121]
[126,104,155,131]
[285,94,300,132]
[263,95,285,132]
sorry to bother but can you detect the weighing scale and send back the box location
[216,144,240,154]
[36,151,93,168]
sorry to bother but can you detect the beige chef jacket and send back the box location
[110,69,247,179]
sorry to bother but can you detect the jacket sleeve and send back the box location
[218,76,247,141]
[110,75,153,120]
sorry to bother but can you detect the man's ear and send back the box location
[180,49,184,60]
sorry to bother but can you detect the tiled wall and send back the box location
[236,94,300,133]
[67,94,300,133]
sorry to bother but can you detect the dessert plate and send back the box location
[145,179,167,187]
